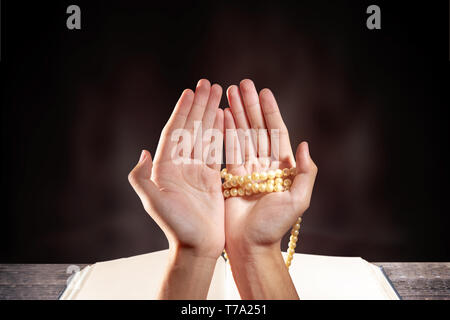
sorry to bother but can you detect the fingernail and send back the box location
[139,150,147,163]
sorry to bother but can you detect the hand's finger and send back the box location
[206,108,224,171]
[202,84,223,130]
[195,84,222,162]
[226,85,251,130]
[239,79,270,161]
[290,142,318,214]
[239,79,266,129]
[224,108,244,173]
[185,79,211,158]
[227,85,258,166]
[155,89,194,162]
[259,88,294,164]
[128,150,161,212]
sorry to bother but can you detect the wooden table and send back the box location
[0,263,449,300]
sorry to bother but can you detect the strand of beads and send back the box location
[220,167,296,198]
[220,167,302,268]
[286,216,302,267]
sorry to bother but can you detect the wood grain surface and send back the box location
[0,263,448,300]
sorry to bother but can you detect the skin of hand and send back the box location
[128,79,225,299]
[224,79,318,299]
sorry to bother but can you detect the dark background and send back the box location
[1,0,448,263]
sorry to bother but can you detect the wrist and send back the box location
[225,240,298,299]
[168,242,221,264]
[226,238,281,263]
[168,235,224,260]
[166,246,218,280]
[226,245,284,272]
[159,243,219,299]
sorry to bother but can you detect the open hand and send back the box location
[128,79,225,259]
[224,79,318,252]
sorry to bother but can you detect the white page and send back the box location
[286,252,398,300]
[62,249,398,300]
[223,252,398,300]
[368,263,400,300]
[63,249,226,300]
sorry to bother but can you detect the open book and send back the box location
[60,249,400,300]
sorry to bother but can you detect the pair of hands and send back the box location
[128,79,317,299]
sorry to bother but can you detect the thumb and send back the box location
[290,142,318,213]
[128,150,160,211]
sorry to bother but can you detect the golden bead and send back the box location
[283,178,292,187]
[223,189,230,198]
[237,176,245,186]
[274,183,283,192]
[290,167,296,176]
[245,189,252,196]
[282,168,290,177]
[258,182,266,193]
[230,188,238,197]
[275,169,283,178]
[251,172,260,181]
[267,170,275,179]
[266,183,274,192]
[238,187,245,196]
[284,213,302,268]
[275,177,283,185]
[244,182,253,191]
[251,182,259,193]
[259,171,268,181]
[244,174,252,183]
[221,168,228,178]
[267,179,275,185]
[225,173,233,181]
[230,177,238,187]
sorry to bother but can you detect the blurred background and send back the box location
[1,0,448,262]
